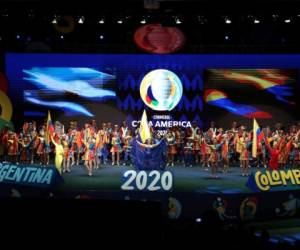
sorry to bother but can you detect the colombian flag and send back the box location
[45,110,54,145]
[139,110,151,143]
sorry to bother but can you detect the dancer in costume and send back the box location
[236,133,251,176]
[166,131,177,166]
[82,137,95,176]
[184,137,194,167]
[110,126,122,166]
[123,129,133,166]
[7,132,19,164]
[51,135,64,174]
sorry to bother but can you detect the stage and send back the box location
[29,163,298,194]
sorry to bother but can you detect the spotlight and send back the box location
[99,35,104,40]
[225,35,229,40]
[98,18,105,24]
[60,35,64,40]
[78,16,85,24]
[140,18,146,24]
[225,17,231,24]
[195,218,202,223]
[284,18,291,23]
[254,18,260,24]
[16,34,21,40]
[175,17,182,24]
[52,15,58,24]
[117,19,123,24]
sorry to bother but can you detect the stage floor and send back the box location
[51,163,300,193]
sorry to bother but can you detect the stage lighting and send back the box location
[117,19,123,24]
[99,35,104,40]
[51,15,58,24]
[78,16,85,24]
[98,18,105,24]
[175,17,182,24]
[254,18,260,24]
[195,217,202,223]
[225,17,231,24]
[140,18,146,24]
[60,35,64,40]
[16,34,20,40]
[284,18,291,23]
[225,35,229,40]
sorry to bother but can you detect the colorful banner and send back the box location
[247,169,300,192]
[0,163,64,188]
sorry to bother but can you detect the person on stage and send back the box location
[110,126,122,166]
[184,137,194,167]
[61,135,71,173]
[120,121,129,142]
[6,131,18,164]
[18,134,32,164]
[36,129,46,165]
[221,133,230,173]
[123,129,133,166]
[175,127,185,164]
[51,135,64,174]
[204,137,220,179]
[95,124,109,168]
[235,132,250,177]
[193,129,202,164]
[73,130,83,166]
[82,137,95,176]
[292,134,300,168]
[166,130,177,166]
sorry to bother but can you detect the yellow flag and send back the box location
[252,118,259,158]
[139,110,151,143]
[45,110,52,145]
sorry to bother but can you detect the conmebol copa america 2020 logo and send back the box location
[140,69,183,111]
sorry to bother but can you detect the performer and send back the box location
[18,134,32,164]
[123,129,133,166]
[36,129,46,165]
[120,121,129,142]
[110,126,122,166]
[193,129,202,164]
[221,133,230,173]
[236,133,250,177]
[73,130,83,166]
[62,135,71,173]
[82,137,95,176]
[95,124,109,168]
[0,126,9,162]
[204,138,219,179]
[292,134,300,168]
[166,131,177,166]
[184,137,194,167]
[7,131,19,164]
[51,135,64,174]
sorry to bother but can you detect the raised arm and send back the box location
[51,135,58,147]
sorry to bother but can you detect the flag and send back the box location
[45,110,54,145]
[139,110,151,143]
[252,118,260,158]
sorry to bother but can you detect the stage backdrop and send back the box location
[5,54,300,132]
